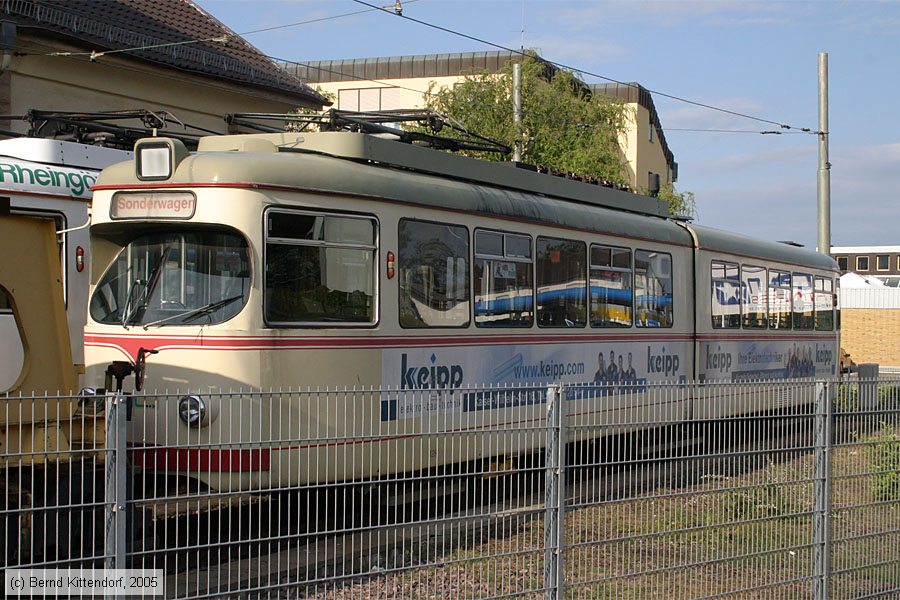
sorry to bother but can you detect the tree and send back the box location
[657,183,697,219]
[418,53,696,217]
[420,53,628,186]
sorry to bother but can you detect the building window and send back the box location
[836,256,848,271]
[399,219,469,328]
[337,86,406,112]
[474,229,533,327]
[877,254,890,271]
[648,172,661,196]
[649,124,654,143]
[536,237,586,328]
[857,256,869,271]
[337,89,360,111]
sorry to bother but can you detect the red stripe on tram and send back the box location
[134,447,271,473]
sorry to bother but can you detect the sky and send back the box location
[196,0,900,249]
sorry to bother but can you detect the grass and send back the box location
[307,423,900,600]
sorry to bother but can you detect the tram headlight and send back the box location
[134,138,189,181]
[178,394,207,427]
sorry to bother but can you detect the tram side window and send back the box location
[742,264,767,329]
[635,250,673,328]
[769,270,792,329]
[265,211,376,324]
[399,219,469,328]
[814,276,834,331]
[590,245,632,328]
[793,272,814,330]
[711,261,740,329]
[536,237,586,328]
[474,230,533,327]
[835,278,841,331]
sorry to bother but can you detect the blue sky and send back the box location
[197,0,900,249]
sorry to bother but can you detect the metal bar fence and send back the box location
[2,378,899,599]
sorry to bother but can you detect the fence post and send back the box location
[544,384,566,600]
[105,392,128,571]
[813,380,833,600]
[858,364,879,411]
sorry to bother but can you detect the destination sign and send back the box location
[0,158,98,198]
[111,192,196,219]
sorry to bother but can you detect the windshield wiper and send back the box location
[120,278,145,328]
[142,295,244,329]
[122,247,173,327]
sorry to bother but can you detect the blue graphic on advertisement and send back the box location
[380,342,689,421]
[702,340,836,381]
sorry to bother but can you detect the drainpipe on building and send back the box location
[0,21,17,74]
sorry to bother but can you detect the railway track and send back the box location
[126,407,827,598]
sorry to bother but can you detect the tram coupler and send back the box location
[105,361,134,392]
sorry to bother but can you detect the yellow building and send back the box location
[0,0,327,138]
[286,51,676,193]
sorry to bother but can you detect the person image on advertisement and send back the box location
[606,350,619,382]
[593,351,607,385]
[624,352,637,383]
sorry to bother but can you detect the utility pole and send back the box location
[513,62,522,162]
[817,52,831,255]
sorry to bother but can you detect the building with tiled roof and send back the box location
[285,51,676,193]
[0,0,328,136]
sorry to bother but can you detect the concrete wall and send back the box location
[617,103,672,194]
[841,308,900,367]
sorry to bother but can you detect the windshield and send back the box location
[90,230,250,327]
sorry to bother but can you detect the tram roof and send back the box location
[95,132,838,271]
[96,131,691,243]
[194,132,669,218]
[687,223,840,272]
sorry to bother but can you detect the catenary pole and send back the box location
[817,52,831,255]
[513,62,522,162]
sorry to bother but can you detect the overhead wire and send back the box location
[31,2,437,100]
[350,0,821,135]
[24,0,819,136]
[665,128,810,135]
[9,41,326,113]
[46,1,422,60]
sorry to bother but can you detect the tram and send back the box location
[81,128,839,488]
[0,138,128,391]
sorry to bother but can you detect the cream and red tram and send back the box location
[83,131,839,489]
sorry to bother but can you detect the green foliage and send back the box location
[419,53,629,185]
[657,182,697,220]
[879,385,900,412]
[836,383,900,414]
[286,86,336,131]
[836,383,859,413]
[416,53,699,216]
[866,424,900,502]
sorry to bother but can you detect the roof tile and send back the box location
[2,0,327,106]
